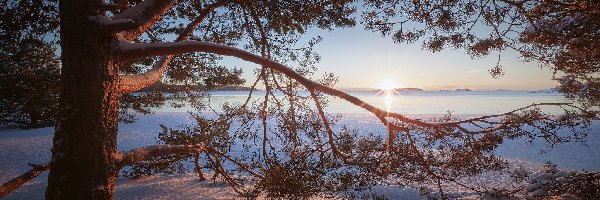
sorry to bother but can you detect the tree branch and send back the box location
[119,56,172,94]
[115,40,413,129]
[115,41,586,152]
[115,144,204,168]
[0,163,50,198]
[118,1,227,93]
[193,151,205,181]
[204,147,264,179]
[310,90,350,160]
[118,0,128,11]
[114,0,178,41]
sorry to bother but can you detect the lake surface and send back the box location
[158,90,573,115]
[0,90,597,200]
[154,90,599,171]
[2,91,597,183]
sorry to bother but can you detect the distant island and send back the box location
[340,87,555,92]
[396,88,424,91]
[529,88,559,93]
[342,87,425,92]
[215,85,256,91]
[454,88,472,92]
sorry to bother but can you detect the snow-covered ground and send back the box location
[1,112,598,199]
[0,112,422,199]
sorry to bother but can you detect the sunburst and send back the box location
[376,79,400,112]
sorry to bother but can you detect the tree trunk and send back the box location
[46,0,120,199]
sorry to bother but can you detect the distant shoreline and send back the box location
[339,87,559,93]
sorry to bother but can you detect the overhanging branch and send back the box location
[114,0,178,41]
[119,56,172,94]
[118,1,228,93]
[115,144,204,168]
[115,40,415,129]
[116,40,592,151]
[115,144,264,179]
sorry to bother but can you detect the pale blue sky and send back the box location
[315,27,557,90]
[226,26,557,91]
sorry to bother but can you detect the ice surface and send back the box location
[1,112,598,199]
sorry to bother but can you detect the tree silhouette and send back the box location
[0,0,598,199]
[0,0,60,129]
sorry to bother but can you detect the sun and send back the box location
[377,79,400,112]
[376,79,401,96]
[379,79,398,91]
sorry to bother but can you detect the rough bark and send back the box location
[46,0,121,199]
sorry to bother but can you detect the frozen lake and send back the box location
[160,90,573,115]
[139,90,600,171]
[1,90,598,199]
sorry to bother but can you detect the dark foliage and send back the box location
[2,0,599,199]
[0,38,60,129]
[0,0,60,128]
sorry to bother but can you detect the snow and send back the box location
[88,15,135,27]
[0,127,52,184]
[511,167,528,178]
[524,24,536,34]
[533,173,554,181]
[2,171,239,200]
[526,183,542,191]
[532,188,547,197]
[555,170,569,177]
[114,0,161,20]
[1,112,599,199]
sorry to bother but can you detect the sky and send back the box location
[314,27,557,91]
[227,26,558,91]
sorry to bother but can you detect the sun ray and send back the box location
[384,91,393,112]
[377,79,400,112]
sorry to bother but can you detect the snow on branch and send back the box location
[0,163,50,198]
[119,56,171,94]
[118,1,226,93]
[89,15,137,34]
[114,0,178,41]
